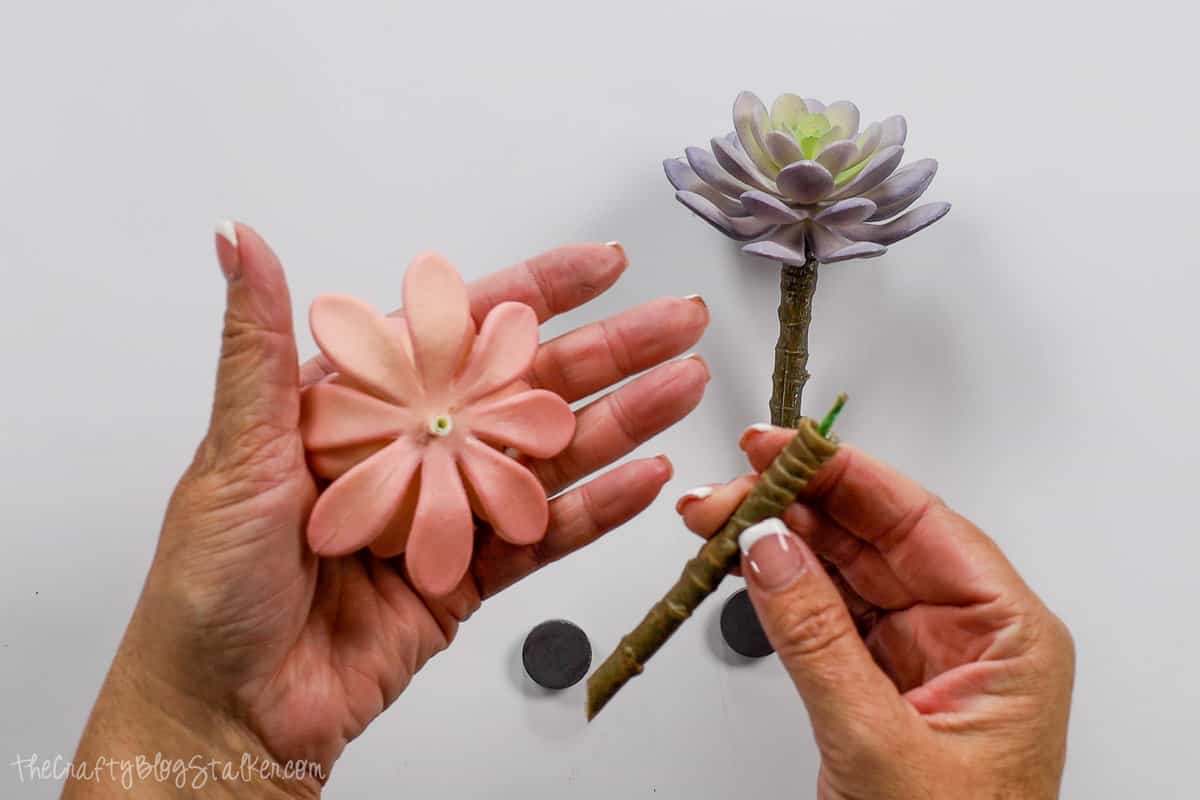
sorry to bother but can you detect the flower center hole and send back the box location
[429,414,453,437]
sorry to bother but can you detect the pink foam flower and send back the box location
[300,252,576,597]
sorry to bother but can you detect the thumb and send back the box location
[204,220,301,471]
[741,518,904,743]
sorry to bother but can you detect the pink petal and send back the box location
[308,441,388,480]
[300,383,414,450]
[368,472,422,558]
[458,438,548,546]
[404,444,475,597]
[310,295,422,404]
[463,389,576,459]
[306,441,422,557]
[453,301,538,405]
[403,252,473,395]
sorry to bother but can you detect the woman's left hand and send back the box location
[66,224,709,798]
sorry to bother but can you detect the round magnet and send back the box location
[522,619,592,690]
[720,588,775,658]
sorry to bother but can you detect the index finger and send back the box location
[299,242,628,386]
[739,425,1030,605]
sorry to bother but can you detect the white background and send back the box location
[2,1,1197,797]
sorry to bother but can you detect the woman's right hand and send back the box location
[678,426,1075,800]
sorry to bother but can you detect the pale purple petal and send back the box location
[814,197,878,226]
[770,93,809,129]
[663,158,749,217]
[803,98,826,113]
[775,161,835,204]
[676,190,777,241]
[838,202,951,245]
[823,101,860,140]
[685,146,752,198]
[815,140,859,176]
[733,91,779,177]
[742,233,809,265]
[877,115,908,150]
[828,145,905,200]
[740,190,806,224]
[764,130,804,166]
[863,158,937,221]
[810,223,888,262]
[711,134,776,193]
[852,122,882,164]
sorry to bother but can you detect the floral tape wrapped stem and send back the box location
[586,410,841,721]
[769,255,819,427]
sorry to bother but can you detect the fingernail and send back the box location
[739,422,774,449]
[684,294,707,308]
[675,485,712,513]
[654,454,674,480]
[683,353,711,382]
[215,219,241,281]
[605,241,627,265]
[740,518,806,592]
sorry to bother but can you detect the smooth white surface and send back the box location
[1,1,1198,797]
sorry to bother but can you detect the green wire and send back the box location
[818,392,848,438]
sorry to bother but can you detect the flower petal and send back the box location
[309,441,388,480]
[803,98,826,114]
[459,438,549,546]
[742,227,809,265]
[465,389,575,459]
[828,145,905,201]
[770,93,809,129]
[852,122,882,164]
[711,134,777,193]
[763,130,805,167]
[877,114,908,151]
[663,158,749,217]
[775,161,835,204]
[739,190,806,224]
[453,302,538,405]
[403,252,473,395]
[676,190,776,241]
[685,146,752,198]
[809,223,888,263]
[838,202,951,245]
[307,441,422,557]
[309,295,422,404]
[815,140,859,176]
[404,445,474,597]
[823,101,860,140]
[815,197,879,226]
[863,158,938,221]
[733,91,779,177]
[300,383,413,450]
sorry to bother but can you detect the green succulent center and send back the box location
[780,111,870,185]
[787,112,832,159]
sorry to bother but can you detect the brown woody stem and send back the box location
[585,414,841,721]
[769,257,820,427]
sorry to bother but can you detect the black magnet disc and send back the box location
[720,588,775,658]
[522,619,592,690]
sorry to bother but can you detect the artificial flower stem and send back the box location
[769,256,820,427]
[586,405,844,721]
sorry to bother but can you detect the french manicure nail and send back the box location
[675,486,713,512]
[214,219,241,281]
[739,422,774,448]
[740,518,806,592]
[605,241,627,265]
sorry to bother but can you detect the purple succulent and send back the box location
[665,91,950,264]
